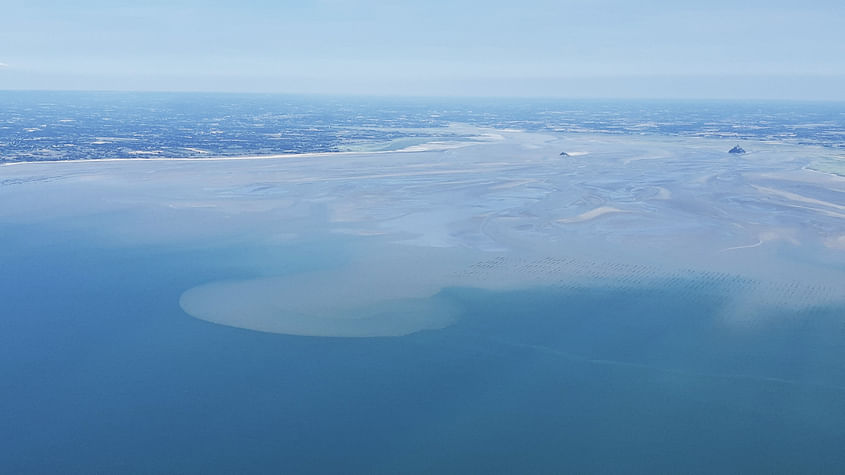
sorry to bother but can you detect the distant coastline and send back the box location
[1,92,843,164]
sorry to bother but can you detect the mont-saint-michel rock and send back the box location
[729,145,746,154]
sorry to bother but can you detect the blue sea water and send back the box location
[2,222,845,474]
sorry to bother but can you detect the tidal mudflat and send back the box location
[5,128,842,335]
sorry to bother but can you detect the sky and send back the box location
[1,0,844,99]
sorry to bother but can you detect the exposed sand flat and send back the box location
[719,240,765,252]
[284,167,516,184]
[0,149,396,166]
[557,207,630,223]
[752,185,845,211]
[3,128,844,337]
[654,187,672,200]
[490,178,538,190]
[395,141,478,152]
[718,231,798,253]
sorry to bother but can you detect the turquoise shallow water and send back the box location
[2,225,845,474]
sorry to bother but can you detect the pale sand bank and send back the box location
[557,207,630,223]
[4,129,844,337]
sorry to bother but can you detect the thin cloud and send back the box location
[0,62,9,68]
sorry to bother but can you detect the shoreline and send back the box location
[0,148,418,167]
[0,137,488,168]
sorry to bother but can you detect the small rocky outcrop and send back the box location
[729,145,746,154]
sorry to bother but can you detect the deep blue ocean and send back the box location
[2,222,845,474]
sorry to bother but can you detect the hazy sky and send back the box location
[2,0,843,99]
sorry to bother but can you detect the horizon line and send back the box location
[2,89,844,104]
